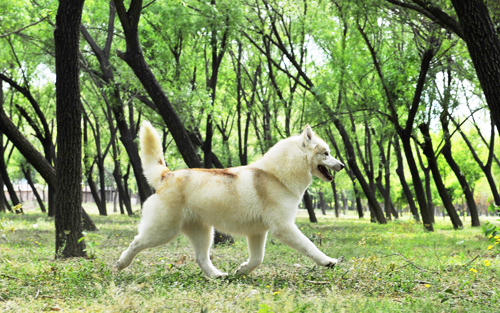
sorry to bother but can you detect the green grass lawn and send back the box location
[1,205,499,312]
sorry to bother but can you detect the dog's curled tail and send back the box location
[140,121,169,189]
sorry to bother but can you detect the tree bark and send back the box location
[440,116,480,226]
[414,139,435,223]
[450,0,500,131]
[54,0,87,258]
[358,21,435,230]
[22,165,46,213]
[393,135,419,221]
[114,0,202,169]
[450,116,500,206]
[331,179,340,218]
[83,117,106,215]
[419,123,463,229]
[0,136,20,208]
[327,127,364,219]
[303,189,317,223]
[80,9,152,205]
[0,74,56,216]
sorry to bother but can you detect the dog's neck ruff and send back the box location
[251,137,313,197]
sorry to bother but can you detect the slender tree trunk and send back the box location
[114,0,202,169]
[22,166,46,213]
[54,0,87,258]
[332,117,387,224]
[80,10,152,205]
[327,127,364,219]
[414,140,435,223]
[83,117,105,214]
[419,123,463,229]
[318,191,327,215]
[0,177,7,212]
[303,189,317,223]
[393,135,419,221]
[113,165,133,216]
[0,141,20,208]
[331,179,340,218]
[441,117,480,226]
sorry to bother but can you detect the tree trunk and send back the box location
[0,136,20,209]
[327,127,364,219]
[83,117,106,214]
[0,74,56,216]
[303,189,317,223]
[0,177,7,212]
[22,166,46,213]
[450,0,500,131]
[54,0,87,258]
[419,123,463,229]
[113,165,133,216]
[332,117,387,224]
[393,135,419,221]
[114,0,202,170]
[318,191,327,215]
[441,116,480,227]
[414,140,435,223]
[80,11,152,205]
[331,179,340,218]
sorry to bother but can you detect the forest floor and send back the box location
[1,203,499,312]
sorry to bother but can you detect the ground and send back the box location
[1,203,499,312]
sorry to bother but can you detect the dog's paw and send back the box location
[235,262,249,275]
[211,272,228,279]
[324,256,343,268]
[115,261,125,271]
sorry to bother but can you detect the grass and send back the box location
[1,204,499,312]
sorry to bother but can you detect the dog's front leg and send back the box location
[235,232,268,275]
[271,223,340,268]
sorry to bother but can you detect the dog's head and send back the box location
[302,125,345,182]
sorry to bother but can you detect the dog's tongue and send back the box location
[318,165,333,181]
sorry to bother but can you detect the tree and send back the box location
[114,0,202,169]
[80,1,152,205]
[386,0,500,135]
[357,20,436,231]
[53,0,87,258]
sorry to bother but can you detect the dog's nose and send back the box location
[340,163,345,170]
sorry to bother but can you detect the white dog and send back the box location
[116,122,345,278]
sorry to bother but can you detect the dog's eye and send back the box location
[324,152,329,156]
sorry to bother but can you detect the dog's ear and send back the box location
[303,125,315,145]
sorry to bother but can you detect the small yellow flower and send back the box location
[488,235,493,238]
[273,291,280,295]
[424,284,430,288]
[266,285,270,288]
[494,235,499,240]
[469,268,477,273]
[484,260,491,266]
[488,245,494,250]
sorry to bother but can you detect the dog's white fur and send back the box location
[116,122,345,278]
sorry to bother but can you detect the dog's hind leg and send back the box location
[182,222,227,278]
[116,195,182,270]
[235,232,267,275]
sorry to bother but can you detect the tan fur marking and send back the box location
[160,169,171,181]
[158,159,163,165]
[191,168,237,178]
[251,168,286,206]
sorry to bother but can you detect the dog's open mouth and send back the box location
[318,165,333,181]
